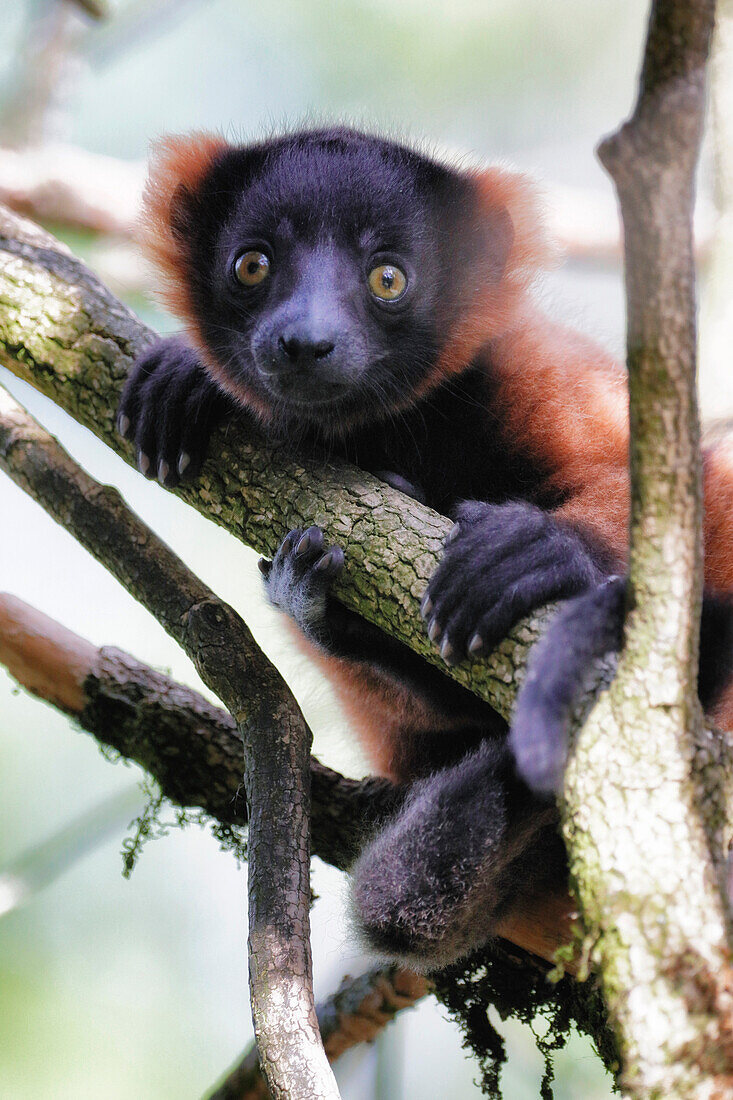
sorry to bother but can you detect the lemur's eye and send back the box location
[368,263,407,301]
[234,250,270,286]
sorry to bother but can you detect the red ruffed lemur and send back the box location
[118,128,733,969]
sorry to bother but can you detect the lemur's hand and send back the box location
[117,336,232,485]
[421,501,603,666]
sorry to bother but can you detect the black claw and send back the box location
[420,592,433,618]
[468,633,484,655]
[440,637,456,665]
[315,544,345,576]
[446,523,460,544]
[138,451,150,476]
[428,618,442,643]
[118,413,130,438]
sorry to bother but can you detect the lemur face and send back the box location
[144,128,517,432]
[212,143,437,421]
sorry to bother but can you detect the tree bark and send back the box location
[207,966,430,1100]
[561,2,733,1095]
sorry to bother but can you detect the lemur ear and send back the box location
[427,166,553,384]
[139,131,229,319]
[469,166,551,286]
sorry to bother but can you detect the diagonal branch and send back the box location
[0,202,555,720]
[0,387,338,1099]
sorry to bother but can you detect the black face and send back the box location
[175,129,480,435]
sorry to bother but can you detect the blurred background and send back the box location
[0,1,728,1096]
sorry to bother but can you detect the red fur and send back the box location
[487,311,631,566]
[139,132,227,323]
[703,438,733,593]
[710,679,733,732]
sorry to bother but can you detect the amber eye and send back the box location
[234,250,270,286]
[368,263,407,301]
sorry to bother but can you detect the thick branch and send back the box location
[0,202,555,721]
[561,3,733,1096]
[0,392,337,1098]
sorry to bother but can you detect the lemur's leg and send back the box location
[351,739,562,969]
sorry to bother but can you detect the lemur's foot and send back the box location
[259,526,344,640]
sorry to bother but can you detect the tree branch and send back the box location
[208,967,431,1100]
[560,2,733,1095]
[0,591,398,871]
[0,201,566,721]
[0,390,338,1098]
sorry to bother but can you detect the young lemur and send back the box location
[118,128,733,969]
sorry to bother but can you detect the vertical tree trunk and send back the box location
[564,3,733,1095]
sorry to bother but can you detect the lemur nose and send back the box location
[278,334,335,363]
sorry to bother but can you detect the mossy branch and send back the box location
[0,202,554,721]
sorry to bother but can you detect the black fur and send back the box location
[118,337,233,485]
[119,127,733,968]
[352,739,563,970]
[511,579,733,797]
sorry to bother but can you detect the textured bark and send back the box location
[208,967,430,1100]
[0,394,337,1098]
[561,3,733,1096]
[0,202,553,721]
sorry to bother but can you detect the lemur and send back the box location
[118,128,733,967]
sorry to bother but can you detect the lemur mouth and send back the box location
[265,374,354,408]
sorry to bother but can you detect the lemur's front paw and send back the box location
[117,336,231,486]
[420,501,602,666]
[259,526,344,640]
